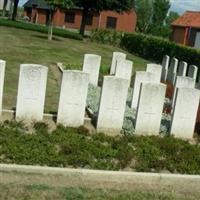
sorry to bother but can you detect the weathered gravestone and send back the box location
[0,60,5,115]
[146,63,162,83]
[57,70,89,127]
[188,65,198,81]
[131,71,158,109]
[161,55,170,82]
[16,64,48,121]
[171,76,195,108]
[177,61,188,77]
[110,52,126,75]
[97,76,129,134]
[115,59,133,86]
[135,83,166,135]
[167,57,178,85]
[170,88,200,139]
[83,54,101,86]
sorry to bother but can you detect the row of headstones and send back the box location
[0,53,199,139]
[161,55,199,85]
[86,53,200,139]
[82,52,133,86]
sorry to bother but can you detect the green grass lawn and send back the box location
[0,26,149,113]
[0,183,197,200]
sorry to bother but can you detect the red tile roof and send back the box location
[172,11,200,28]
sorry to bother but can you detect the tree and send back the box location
[45,0,74,40]
[166,11,180,25]
[152,0,170,26]
[2,0,8,17]
[135,0,153,33]
[73,0,135,36]
[12,0,19,20]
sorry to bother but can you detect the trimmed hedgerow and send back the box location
[0,19,83,41]
[1,120,200,174]
[90,29,123,46]
[120,32,200,66]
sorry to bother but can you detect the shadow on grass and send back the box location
[31,34,63,42]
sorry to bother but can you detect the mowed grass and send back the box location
[0,26,149,113]
[0,183,198,200]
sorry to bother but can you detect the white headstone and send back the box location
[167,57,178,85]
[172,76,195,108]
[83,54,101,86]
[188,65,198,80]
[0,60,5,115]
[170,88,200,139]
[131,71,158,109]
[57,70,89,127]
[135,83,166,136]
[146,63,162,83]
[161,55,170,82]
[97,76,129,134]
[16,64,48,121]
[115,59,133,86]
[177,61,187,77]
[110,52,126,75]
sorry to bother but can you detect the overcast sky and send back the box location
[19,0,200,14]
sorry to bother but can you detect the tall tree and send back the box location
[45,0,74,40]
[152,0,170,26]
[135,0,153,33]
[166,11,180,25]
[12,0,19,20]
[2,0,8,17]
[73,0,135,36]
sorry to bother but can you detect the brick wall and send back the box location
[29,8,136,33]
[171,26,186,44]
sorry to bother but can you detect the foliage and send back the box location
[147,24,171,38]
[91,29,123,46]
[166,11,180,26]
[135,0,153,33]
[1,121,200,174]
[152,0,170,26]
[0,19,83,40]
[121,32,200,66]
[135,0,171,38]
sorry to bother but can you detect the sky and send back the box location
[170,0,200,14]
[19,0,200,14]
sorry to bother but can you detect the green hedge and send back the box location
[121,32,200,66]
[0,18,83,41]
[91,29,123,46]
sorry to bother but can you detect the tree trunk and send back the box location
[48,10,54,41]
[8,0,13,19]
[12,0,19,20]
[80,8,88,36]
[2,0,8,17]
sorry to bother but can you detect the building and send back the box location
[23,0,137,33]
[171,11,200,48]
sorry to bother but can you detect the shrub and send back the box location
[120,32,200,66]
[1,120,200,174]
[91,29,123,46]
[0,19,83,41]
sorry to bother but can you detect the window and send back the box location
[106,17,117,29]
[65,11,75,23]
[85,14,93,25]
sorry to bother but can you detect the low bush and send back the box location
[0,19,83,41]
[1,121,200,174]
[90,29,122,46]
[121,32,200,66]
